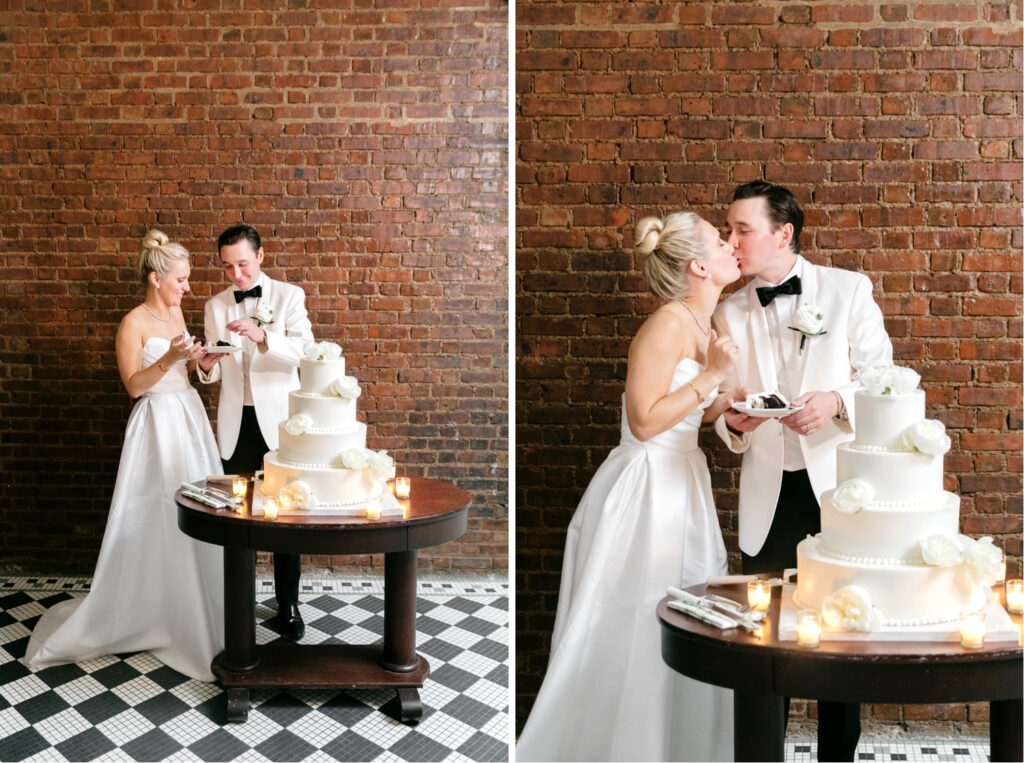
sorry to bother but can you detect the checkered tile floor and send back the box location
[0,575,509,762]
[787,739,989,762]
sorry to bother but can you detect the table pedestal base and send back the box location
[213,645,429,723]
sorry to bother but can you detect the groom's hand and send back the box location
[783,391,839,436]
[197,351,223,372]
[227,318,267,344]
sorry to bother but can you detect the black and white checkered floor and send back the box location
[0,575,509,762]
[787,739,989,762]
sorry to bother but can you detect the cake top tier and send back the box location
[857,365,920,396]
[299,342,355,397]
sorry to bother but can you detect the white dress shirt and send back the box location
[752,258,805,472]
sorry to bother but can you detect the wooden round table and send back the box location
[658,580,1023,762]
[176,476,470,723]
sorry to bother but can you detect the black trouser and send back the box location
[742,470,861,762]
[222,406,301,613]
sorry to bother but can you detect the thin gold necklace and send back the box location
[142,303,170,322]
[677,299,710,336]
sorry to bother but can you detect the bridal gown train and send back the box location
[25,337,225,681]
[517,358,734,762]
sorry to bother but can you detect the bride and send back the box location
[517,212,743,761]
[25,230,225,682]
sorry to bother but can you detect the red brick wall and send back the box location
[516,1,1022,731]
[0,2,508,574]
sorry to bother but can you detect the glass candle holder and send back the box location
[263,498,278,521]
[232,476,248,499]
[796,610,822,648]
[996,556,1007,586]
[959,610,986,649]
[747,579,771,612]
[366,504,382,521]
[1006,579,1023,614]
[395,477,411,500]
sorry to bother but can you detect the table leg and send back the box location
[990,698,1023,763]
[733,690,785,762]
[380,549,419,673]
[222,546,258,673]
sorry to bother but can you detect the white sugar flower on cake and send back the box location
[832,478,874,513]
[960,536,1002,587]
[341,448,370,470]
[858,365,921,395]
[821,585,884,632]
[369,450,395,481]
[330,375,362,400]
[919,534,963,566]
[279,480,317,510]
[304,341,342,361]
[900,419,951,456]
[285,413,313,436]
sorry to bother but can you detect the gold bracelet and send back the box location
[157,361,169,373]
[688,381,705,402]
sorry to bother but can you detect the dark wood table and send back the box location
[175,476,470,723]
[658,579,1023,762]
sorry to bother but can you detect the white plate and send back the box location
[203,345,241,353]
[731,402,804,418]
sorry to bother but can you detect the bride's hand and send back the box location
[705,329,739,382]
[162,334,192,365]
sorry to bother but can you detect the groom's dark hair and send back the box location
[217,224,262,254]
[733,181,803,254]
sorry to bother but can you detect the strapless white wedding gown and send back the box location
[25,337,225,681]
[517,358,734,762]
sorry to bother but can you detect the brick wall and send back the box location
[0,2,508,574]
[516,1,1021,732]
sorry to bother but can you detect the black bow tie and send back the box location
[756,275,801,307]
[233,284,262,303]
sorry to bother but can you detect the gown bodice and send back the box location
[619,357,719,453]
[141,336,192,395]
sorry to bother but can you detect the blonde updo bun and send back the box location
[634,211,708,301]
[137,229,189,284]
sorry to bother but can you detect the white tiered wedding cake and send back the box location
[262,342,401,517]
[795,365,1001,631]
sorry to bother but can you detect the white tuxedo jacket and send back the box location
[199,275,314,459]
[712,257,893,556]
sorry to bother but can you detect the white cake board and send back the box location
[251,481,403,518]
[778,584,1019,643]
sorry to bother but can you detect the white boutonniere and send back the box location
[788,304,826,355]
[252,303,275,327]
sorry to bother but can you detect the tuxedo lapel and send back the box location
[790,261,820,393]
[746,286,777,393]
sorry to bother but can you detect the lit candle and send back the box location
[263,498,278,521]
[796,610,821,648]
[366,503,382,521]
[747,579,771,612]
[232,476,248,499]
[395,477,411,500]
[959,611,986,649]
[1006,579,1023,614]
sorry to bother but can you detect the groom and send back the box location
[713,181,893,761]
[197,225,315,641]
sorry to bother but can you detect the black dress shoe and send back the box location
[265,604,305,642]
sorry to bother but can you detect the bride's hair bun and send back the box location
[137,229,190,285]
[633,217,664,255]
[142,229,170,251]
[634,211,707,300]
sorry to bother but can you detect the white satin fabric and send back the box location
[25,337,225,681]
[517,359,734,762]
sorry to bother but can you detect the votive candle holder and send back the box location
[1005,579,1023,614]
[796,610,822,648]
[747,579,771,612]
[263,498,279,521]
[395,477,411,500]
[232,476,248,499]
[959,611,986,649]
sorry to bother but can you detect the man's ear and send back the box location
[777,222,794,252]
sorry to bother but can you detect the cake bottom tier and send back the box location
[263,450,385,509]
[795,535,986,628]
